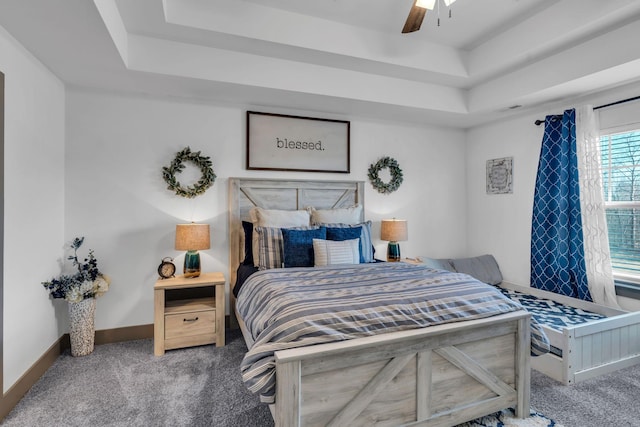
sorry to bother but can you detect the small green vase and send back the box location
[183,250,201,278]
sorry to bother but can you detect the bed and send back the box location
[499,281,640,385]
[422,254,640,386]
[228,177,546,427]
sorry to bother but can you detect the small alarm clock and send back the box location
[157,257,176,279]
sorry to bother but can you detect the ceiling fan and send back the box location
[402,0,457,33]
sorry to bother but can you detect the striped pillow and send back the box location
[255,227,282,270]
[321,221,374,263]
[313,238,360,266]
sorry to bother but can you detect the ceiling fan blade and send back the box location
[402,3,427,33]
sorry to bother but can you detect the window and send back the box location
[600,130,640,279]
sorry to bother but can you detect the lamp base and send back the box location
[386,242,401,262]
[183,250,201,278]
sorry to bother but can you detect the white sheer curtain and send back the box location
[575,105,621,308]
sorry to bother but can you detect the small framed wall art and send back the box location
[486,157,513,194]
[247,111,350,173]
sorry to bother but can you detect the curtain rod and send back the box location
[534,115,561,126]
[593,94,640,110]
[534,95,640,125]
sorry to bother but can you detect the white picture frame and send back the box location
[486,157,513,194]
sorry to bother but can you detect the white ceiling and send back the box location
[1,0,640,128]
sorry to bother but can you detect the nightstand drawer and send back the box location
[165,309,216,340]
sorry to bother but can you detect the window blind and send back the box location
[600,131,640,275]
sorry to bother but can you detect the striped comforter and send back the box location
[237,262,550,403]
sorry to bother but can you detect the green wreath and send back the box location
[368,156,403,194]
[162,147,216,198]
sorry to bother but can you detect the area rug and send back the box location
[459,408,563,427]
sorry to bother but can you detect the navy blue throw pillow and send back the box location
[326,226,363,263]
[242,221,254,266]
[282,227,327,268]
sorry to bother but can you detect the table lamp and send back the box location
[175,223,210,278]
[380,219,408,262]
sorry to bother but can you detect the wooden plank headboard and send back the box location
[228,177,365,317]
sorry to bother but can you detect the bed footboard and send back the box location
[274,311,531,427]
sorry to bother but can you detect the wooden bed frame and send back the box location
[228,177,533,426]
[500,281,640,385]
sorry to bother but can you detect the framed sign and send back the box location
[247,111,350,173]
[486,157,513,194]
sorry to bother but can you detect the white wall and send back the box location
[466,112,543,286]
[65,90,468,330]
[466,94,640,311]
[0,26,66,392]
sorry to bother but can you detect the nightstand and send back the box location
[154,271,225,356]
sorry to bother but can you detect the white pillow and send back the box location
[309,205,362,225]
[313,238,360,266]
[249,207,310,267]
[250,207,311,227]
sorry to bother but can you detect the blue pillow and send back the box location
[326,226,363,263]
[323,221,374,263]
[421,257,456,272]
[282,227,326,268]
[451,255,503,285]
[242,221,254,266]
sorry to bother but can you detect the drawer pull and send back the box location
[183,317,199,323]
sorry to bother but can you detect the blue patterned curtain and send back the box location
[531,109,592,301]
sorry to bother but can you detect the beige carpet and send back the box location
[5,328,636,426]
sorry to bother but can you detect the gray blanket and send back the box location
[237,262,550,403]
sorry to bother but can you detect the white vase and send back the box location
[68,298,96,357]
